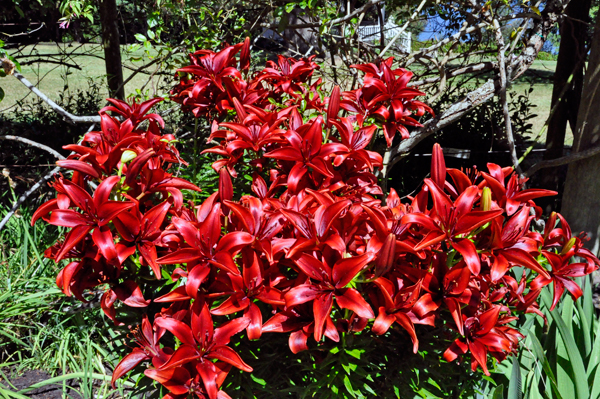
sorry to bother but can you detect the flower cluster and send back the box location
[34,40,599,399]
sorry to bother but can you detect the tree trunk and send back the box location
[560,13,600,254]
[539,0,590,212]
[98,0,124,100]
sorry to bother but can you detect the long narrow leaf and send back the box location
[542,290,590,399]
[507,355,522,399]
[528,333,563,399]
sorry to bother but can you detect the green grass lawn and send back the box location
[0,42,171,112]
[511,59,573,146]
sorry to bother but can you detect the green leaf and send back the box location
[492,384,505,399]
[14,5,25,18]
[588,316,600,380]
[542,290,590,399]
[343,375,357,398]
[345,348,364,360]
[576,298,592,358]
[278,13,289,32]
[250,374,267,386]
[7,56,20,72]
[285,3,296,13]
[147,30,156,40]
[0,87,4,103]
[507,355,522,399]
[135,33,146,42]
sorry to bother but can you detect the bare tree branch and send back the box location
[0,166,61,232]
[1,59,101,124]
[262,0,384,29]
[19,59,82,70]
[380,0,428,57]
[0,124,97,232]
[524,146,600,177]
[0,136,66,160]
[383,0,569,177]
[493,18,523,176]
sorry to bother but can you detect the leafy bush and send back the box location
[537,51,558,61]
[32,40,599,399]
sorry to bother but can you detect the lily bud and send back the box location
[561,237,577,256]
[375,233,396,277]
[121,150,137,164]
[431,143,446,188]
[480,187,492,211]
[219,168,233,203]
[118,150,138,177]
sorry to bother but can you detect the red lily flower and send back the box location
[284,253,375,342]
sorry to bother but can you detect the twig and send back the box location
[114,48,177,98]
[261,0,384,30]
[0,136,66,160]
[403,21,488,67]
[380,0,428,57]
[0,124,97,232]
[0,166,61,232]
[19,59,82,70]
[1,59,101,124]
[524,146,600,177]
[384,0,567,172]
[494,18,523,176]
[0,23,45,37]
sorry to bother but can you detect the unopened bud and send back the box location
[121,150,137,164]
[481,187,492,211]
[375,233,396,277]
[561,237,577,256]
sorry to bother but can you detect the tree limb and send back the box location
[494,18,523,176]
[384,0,569,174]
[262,0,384,29]
[524,146,600,177]
[19,59,82,70]
[380,0,428,57]
[0,166,61,232]
[0,136,66,160]
[0,124,97,232]
[1,59,101,124]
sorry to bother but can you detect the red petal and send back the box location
[294,254,330,282]
[502,248,550,279]
[186,264,211,299]
[372,307,395,335]
[213,317,250,347]
[289,330,310,354]
[451,239,480,275]
[154,318,196,346]
[144,367,191,396]
[56,159,100,179]
[216,231,254,253]
[393,313,419,353]
[244,303,263,340]
[333,253,372,288]
[196,361,219,399]
[313,293,334,342]
[111,348,149,388]
[335,288,374,319]
[284,284,321,308]
[156,248,202,264]
[209,346,253,372]
[314,200,350,238]
[445,297,464,335]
